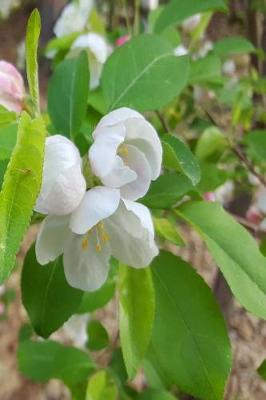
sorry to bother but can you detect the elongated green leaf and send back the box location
[48,52,89,137]
[163,135,201,185]
[213,37,255,58]
[119,265,155,379]
[0,112,45,283]
[243,130,266,163]
[154,217,184,246]
[177,201,266,319]
[21,245,83,338]
[77,278,115,313]
[26,9,41,115]
[154,0,227,33]
[102,34,189,112]
[0,122,17,160]
[0,106,16,127]
[141,173,194,209]
[137,389,177,400]
[18,339,95,385]
[195,127,228,162]
[148,251,231,400]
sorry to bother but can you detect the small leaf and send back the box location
[48,52,89,137]
[213,36,255,58]
[154,217,185,246]
[147,251,231,400]
[102,34,189,112]
[21,245,83,338]
[177,201,266,319]
[189,54,222,85]
[195,127,228,162]
[258,359,266,380]
[0,123,18,160]
[141,173,195,209]
[137,389,177,400]
[86,370,118,400]
[119,265,155,379]
[243,129,266,163]
[18,339,95,385]
[26,9,41,116]
[0,112,45,283]
[154,0,227,33]
[0,106,17,127]
[87,321,109,351]
[163,135,201,185]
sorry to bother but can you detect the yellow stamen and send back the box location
[118,144,129,158]
[81,238,89,250]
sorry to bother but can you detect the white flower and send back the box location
[35,135,86,216]
[193,40,213,60]
[89,108,162,201]
[0,60,24,112]
[222,59,236,76]
[174,45,188,57]
[182,14,201,33]
[141,0,159,10]
[70,33,109,90]
[54,0,94,38]
[36,187,158,292]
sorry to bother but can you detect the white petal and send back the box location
[89,124,126,178]
[124,118,162,180]
[36,215,70,265]
[72,33,108,64]
[120,144,151,201]
[35,135,86,216]
[94,107,144,134]
[101,156,137,188]
[63,231,111,291]
[70,186,120,235]
[106,202,158,267]
[123,199,155,236]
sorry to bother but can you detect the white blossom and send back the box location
[89,108,162,201]
[182,14,201,33]
[174,45,188,57]
[141,0,159,10]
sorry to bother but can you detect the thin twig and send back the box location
[155,110,170,133]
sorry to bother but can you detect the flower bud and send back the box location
[0,60,24,113]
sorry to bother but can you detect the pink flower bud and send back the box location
[0,60,25,113]
[246,207,263,225]
[203,192,216,202]
[116,35,130,47]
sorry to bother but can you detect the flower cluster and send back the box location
[35,108,162,292]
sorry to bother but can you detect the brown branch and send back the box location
[155,110,170,133]
[232,145,266,187]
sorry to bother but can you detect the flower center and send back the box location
[81,222,110,252]
[118,143,129,158]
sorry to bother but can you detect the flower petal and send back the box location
[70,186,120,235]
[106,202,158,267]
[89,124,126,178]
[119,144,151,201]
[63,230,111,291]
[125,117,162,180]
[94,107,143,134]
[35,135,86,216]
[101,156,137,188]
[36,215,70,265]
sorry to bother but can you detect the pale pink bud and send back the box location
[0,60,25,113]
[116,35,130,47]
[246,207,263,225]
[203,192,216,202]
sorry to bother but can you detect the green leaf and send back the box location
[0,112,45,283]
[87,321,109,351]
[137,389,177,400]
[243,130,266,163]
[48,52,89,137]
[86,370,118,400]
[163,135,201,185]
[154,0,227,33]
[21,245,83,338]
[119,265,155,379]
[177,201,266,319]
[147,251,231,400]
[18,339,95,385]
[195,127,228,162]
[258,360,266,380]
[0,160,8,189]
[213,37,255,58]
[26,9,41,116]
[141,173,194,209]
[154,217,184,246]
[0,123,17,160]
[102,34,190,112]
[189,54,222,85]
[196,162,228,193]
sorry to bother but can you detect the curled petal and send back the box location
[70,186,120,235]
[35,135,86,216]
